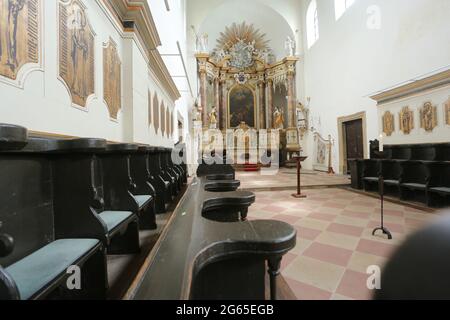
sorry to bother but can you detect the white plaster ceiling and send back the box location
[196,0,296,61]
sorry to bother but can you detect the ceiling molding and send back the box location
[371,69,450,105]
[103,0,180,101]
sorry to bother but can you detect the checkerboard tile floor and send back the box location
[237,168,350,190]
[247,188,438,300]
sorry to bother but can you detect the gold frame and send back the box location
[227,83,258,129]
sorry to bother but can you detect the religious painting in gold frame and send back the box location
[0,0,40,81]
[420,101,438,132]
[58,0,95,108]
[103,38,121,120]
[228,84,257,129]
[382,111,395,136]
[399,106,414,135]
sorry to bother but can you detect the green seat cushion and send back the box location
[384,179,399,185]
[133,195,152,208]
[6,239,100,300]
[430,187,450,194]
[363,177,379,182]
[401,183,426,190]
[99,211,134,232]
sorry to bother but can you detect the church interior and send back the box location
[0,0,450,302]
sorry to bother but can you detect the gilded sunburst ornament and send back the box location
[216,22,270,53]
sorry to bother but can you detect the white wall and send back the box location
[0,0,176,147]
[300,0,450,172]
[378,84,450,145]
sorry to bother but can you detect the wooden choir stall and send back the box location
[0,124,297,300]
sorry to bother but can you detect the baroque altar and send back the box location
[195,22,301,163]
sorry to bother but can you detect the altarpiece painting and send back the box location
[228,85,255,128]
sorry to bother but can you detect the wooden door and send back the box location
[344,119,364,174]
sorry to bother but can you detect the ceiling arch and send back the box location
[198,0,295,60]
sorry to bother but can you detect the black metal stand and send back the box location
[372,175,393,240]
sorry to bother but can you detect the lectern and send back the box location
[292,156,308,199]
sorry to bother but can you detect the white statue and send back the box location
[200,33,209,53]
[192,26,209,53]
[285,36,296,57]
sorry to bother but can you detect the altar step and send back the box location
[234,163,261,172]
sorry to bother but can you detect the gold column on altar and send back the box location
[200,71,207,124]
[220,78,227,130]
[214,78,220,127]
[266,79,274,128]
[258,81,266,129]
[195,54,209,126]
[287,72,296,128]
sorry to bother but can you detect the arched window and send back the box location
[306,0,319,49]
[153,94,159,133]
[335,0,355,20]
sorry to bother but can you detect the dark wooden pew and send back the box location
[130,145,158,215]
[197,155,236,180]
[156,147,178,197]
[0,126,107,300]
[428,162,450,207]
[127,177,296,300]
[99,143,156,231]
[348,159,364,189]
[380,160,403,196]
[174,142,188,184]
[351,142,450,207]
[163,148,182,192]
[362,159,381,192]
[399,161,430,204]
[147,148,172,212]
[391,145,412,160]
[52,139,140,255]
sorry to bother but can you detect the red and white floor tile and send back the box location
[247,188,438,300]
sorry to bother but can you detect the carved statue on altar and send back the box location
[273,107,285,130]
[209,106,217,128]
[285,36,296,57]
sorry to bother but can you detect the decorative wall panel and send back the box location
[445,98,450,126]
[0,0,40,81]
[148,91,152,126]
[58,0,95,108]
[419,102,437,132]
[153,94,159,132]
[103,38,121,119]
[382,111,395,136]
[399,106,414,135]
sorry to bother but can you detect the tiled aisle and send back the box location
[237,168,350,190]
[247,188,437,300]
